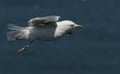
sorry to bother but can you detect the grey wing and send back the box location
[28,16,61,27]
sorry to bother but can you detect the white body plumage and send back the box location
[7,16,82,53]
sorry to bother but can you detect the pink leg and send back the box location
[17,40,34,53]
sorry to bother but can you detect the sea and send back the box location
[0,0,120,74]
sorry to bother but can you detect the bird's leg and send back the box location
[17,40,34,53]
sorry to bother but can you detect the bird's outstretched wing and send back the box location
[28,16,61,27]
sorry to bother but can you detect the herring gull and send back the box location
[7,16,83,53]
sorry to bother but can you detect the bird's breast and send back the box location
[28,27,64,41]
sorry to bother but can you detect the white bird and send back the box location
[7,16,83,53]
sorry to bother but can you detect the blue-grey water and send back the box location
[0,0,120,74]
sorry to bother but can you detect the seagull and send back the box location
[7,16,83,53]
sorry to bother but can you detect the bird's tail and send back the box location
[7,24,27,41]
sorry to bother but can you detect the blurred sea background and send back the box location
[0,0,120,74]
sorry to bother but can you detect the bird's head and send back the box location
[59,20,83,36]
[60,20,83,29]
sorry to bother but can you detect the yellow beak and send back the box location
[75,24,83,28]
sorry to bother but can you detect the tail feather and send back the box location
[7,24,25,30]
[7,31,21,41]
[7,24,27,41]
